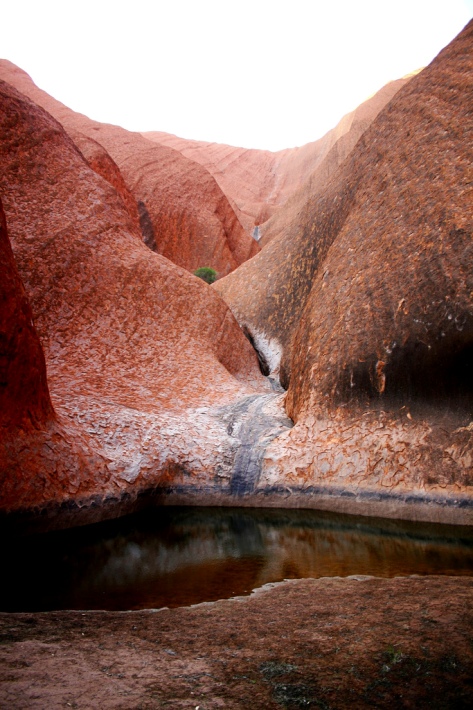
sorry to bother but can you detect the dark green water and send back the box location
[1,507,472,611]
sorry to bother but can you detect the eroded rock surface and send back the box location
[215,21,473,518]
[0,78,270,513]
[0,198,53,429]
[0,60,259,277]
[1,22,472,525]
[146,76,409,241]
[258,75,413,247]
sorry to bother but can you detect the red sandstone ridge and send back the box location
[67,129,141,235]
[0,78,267,513]
[144,76,410,241]
[257,75,414,247]
[215,21,473,513]
[0,60,258,277]
[140,135,283,234]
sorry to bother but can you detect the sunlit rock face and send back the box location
[256,20,473,510]
[0,60,259,277]
[0,79,269,513]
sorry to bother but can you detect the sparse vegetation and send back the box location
[193,266,217,284]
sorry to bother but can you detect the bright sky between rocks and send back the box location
[2,0,473,151]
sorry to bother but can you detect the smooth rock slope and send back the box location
[145,75,410,241]
[0,21,472,525]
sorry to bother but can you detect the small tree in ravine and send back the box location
[193,267,218,284]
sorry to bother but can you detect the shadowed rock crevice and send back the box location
[337,337,473,413]
[0,199,54,428]
[137,200,157,252]
[242,326,270,376]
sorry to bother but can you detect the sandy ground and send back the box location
[0,576,472,709]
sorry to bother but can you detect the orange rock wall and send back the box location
[145,76,409,244]
[0,79,266,512]
[0,61,258,278]
[258,20,473,506]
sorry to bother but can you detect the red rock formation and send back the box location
[141,135,283,234]
[257,75,413,247]
[145,76,410,241]
[0,78,266,513]
[0,60,258,277]
[254,20,473,508]
[68,129,142,236]
[1,21,472,525]
[0,199,53,428]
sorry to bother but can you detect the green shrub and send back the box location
[193,266,217,284]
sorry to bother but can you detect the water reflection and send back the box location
[2,507,472,611]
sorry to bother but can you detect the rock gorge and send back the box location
[0,20,472,527]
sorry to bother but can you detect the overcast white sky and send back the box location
[2,1,473,151]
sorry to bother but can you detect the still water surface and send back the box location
[2,507,472,611]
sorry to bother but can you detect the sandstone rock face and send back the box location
[68,129,141,235]
[255,20,473,507]
[0,78,268,513]
[145,76,409,242]
[0,60,258,277]
[213,80,412,374]
[141,135,287,234]
[0,199,53,428]
[211,21,473,519]
[257,76,413,247]
[1,22,472,526]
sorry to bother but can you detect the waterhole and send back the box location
[1,507,472,611]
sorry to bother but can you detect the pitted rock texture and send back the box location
[212,78,412,374]
[68,128,141,236]
[285,22,473,413]
[217,21,473,509]
[0,79,268,512]
[1,23,472,524]
[215,22,473,387]
[0,198,53,428]
[145,76,409,240]
[0,60,258,277]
